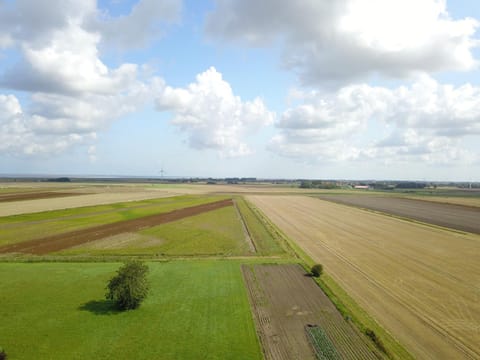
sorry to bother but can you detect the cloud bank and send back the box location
[0,0,178,157]
[271,76,480,165]
[207,0,479,87]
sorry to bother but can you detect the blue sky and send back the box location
[1,0,479,180]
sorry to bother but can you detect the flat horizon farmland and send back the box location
[248,195,480,360]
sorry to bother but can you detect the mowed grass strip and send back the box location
[0,261,262,360]
[235,196,285,255]
[0,195,226,246]
[62,205,251,256]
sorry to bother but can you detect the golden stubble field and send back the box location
[248,195,480,360]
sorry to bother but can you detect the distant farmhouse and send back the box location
[353,185,370,190]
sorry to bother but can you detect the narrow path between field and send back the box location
[0,199,233,255]
[233,199,257,253]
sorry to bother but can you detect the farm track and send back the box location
[0,199,233,255]
[317,194,480,234]
[249,195,480,359]
[242,264,381,360]
[0,192,86,203]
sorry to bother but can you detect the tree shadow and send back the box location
[78,300,121,315]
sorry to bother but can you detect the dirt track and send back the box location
[243,264,380,360]
[317,194,480,234]
[249,195,480,360]
[0,199,232,255]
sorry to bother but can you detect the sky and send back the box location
[0,0,479,181]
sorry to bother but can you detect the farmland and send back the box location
[0,195,228,250]
[242,264,381,360]
[0,199,234,255]
[0,261,262,360]
[317,194,480,234]
[248,195,480,359]
[64,205,251,256]
[4,181,478,359]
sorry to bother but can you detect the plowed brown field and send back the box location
[248,195,480,360]
[317,194,480,234]
[0,192,85,203]
[243,264,380,360]
[0,199,232,255]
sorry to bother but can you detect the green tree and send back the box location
[0,346,7,360]
[311,264,323,277]
[106,261,149,310]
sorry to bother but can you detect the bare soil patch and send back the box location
[249,195,480,359]
[0,199,232,254]
[318,194,480,234]
[243,264,380,360]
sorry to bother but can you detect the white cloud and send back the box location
[0,0,169,158]
[270,76,480,165]
[206,0,479,87]
[3,23,139,95]
[0,80,161,157]
[0,94,93,156]
[89,0,182,49]
[156,67,275,157]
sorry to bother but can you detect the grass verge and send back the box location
[234,197,285,255]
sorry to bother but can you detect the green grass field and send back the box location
[140,206,250,256]
[235,197,285,255]
[0,195,227,246]
[61,206,251,256]
[0,261,262,360]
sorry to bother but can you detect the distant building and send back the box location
[354,185,370,190]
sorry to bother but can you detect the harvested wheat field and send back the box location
[243,264,381,360]
[248,195,480,360]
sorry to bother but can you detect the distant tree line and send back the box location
[394,182,426,189]
[46,177,71,182]
[299,181,339,189]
